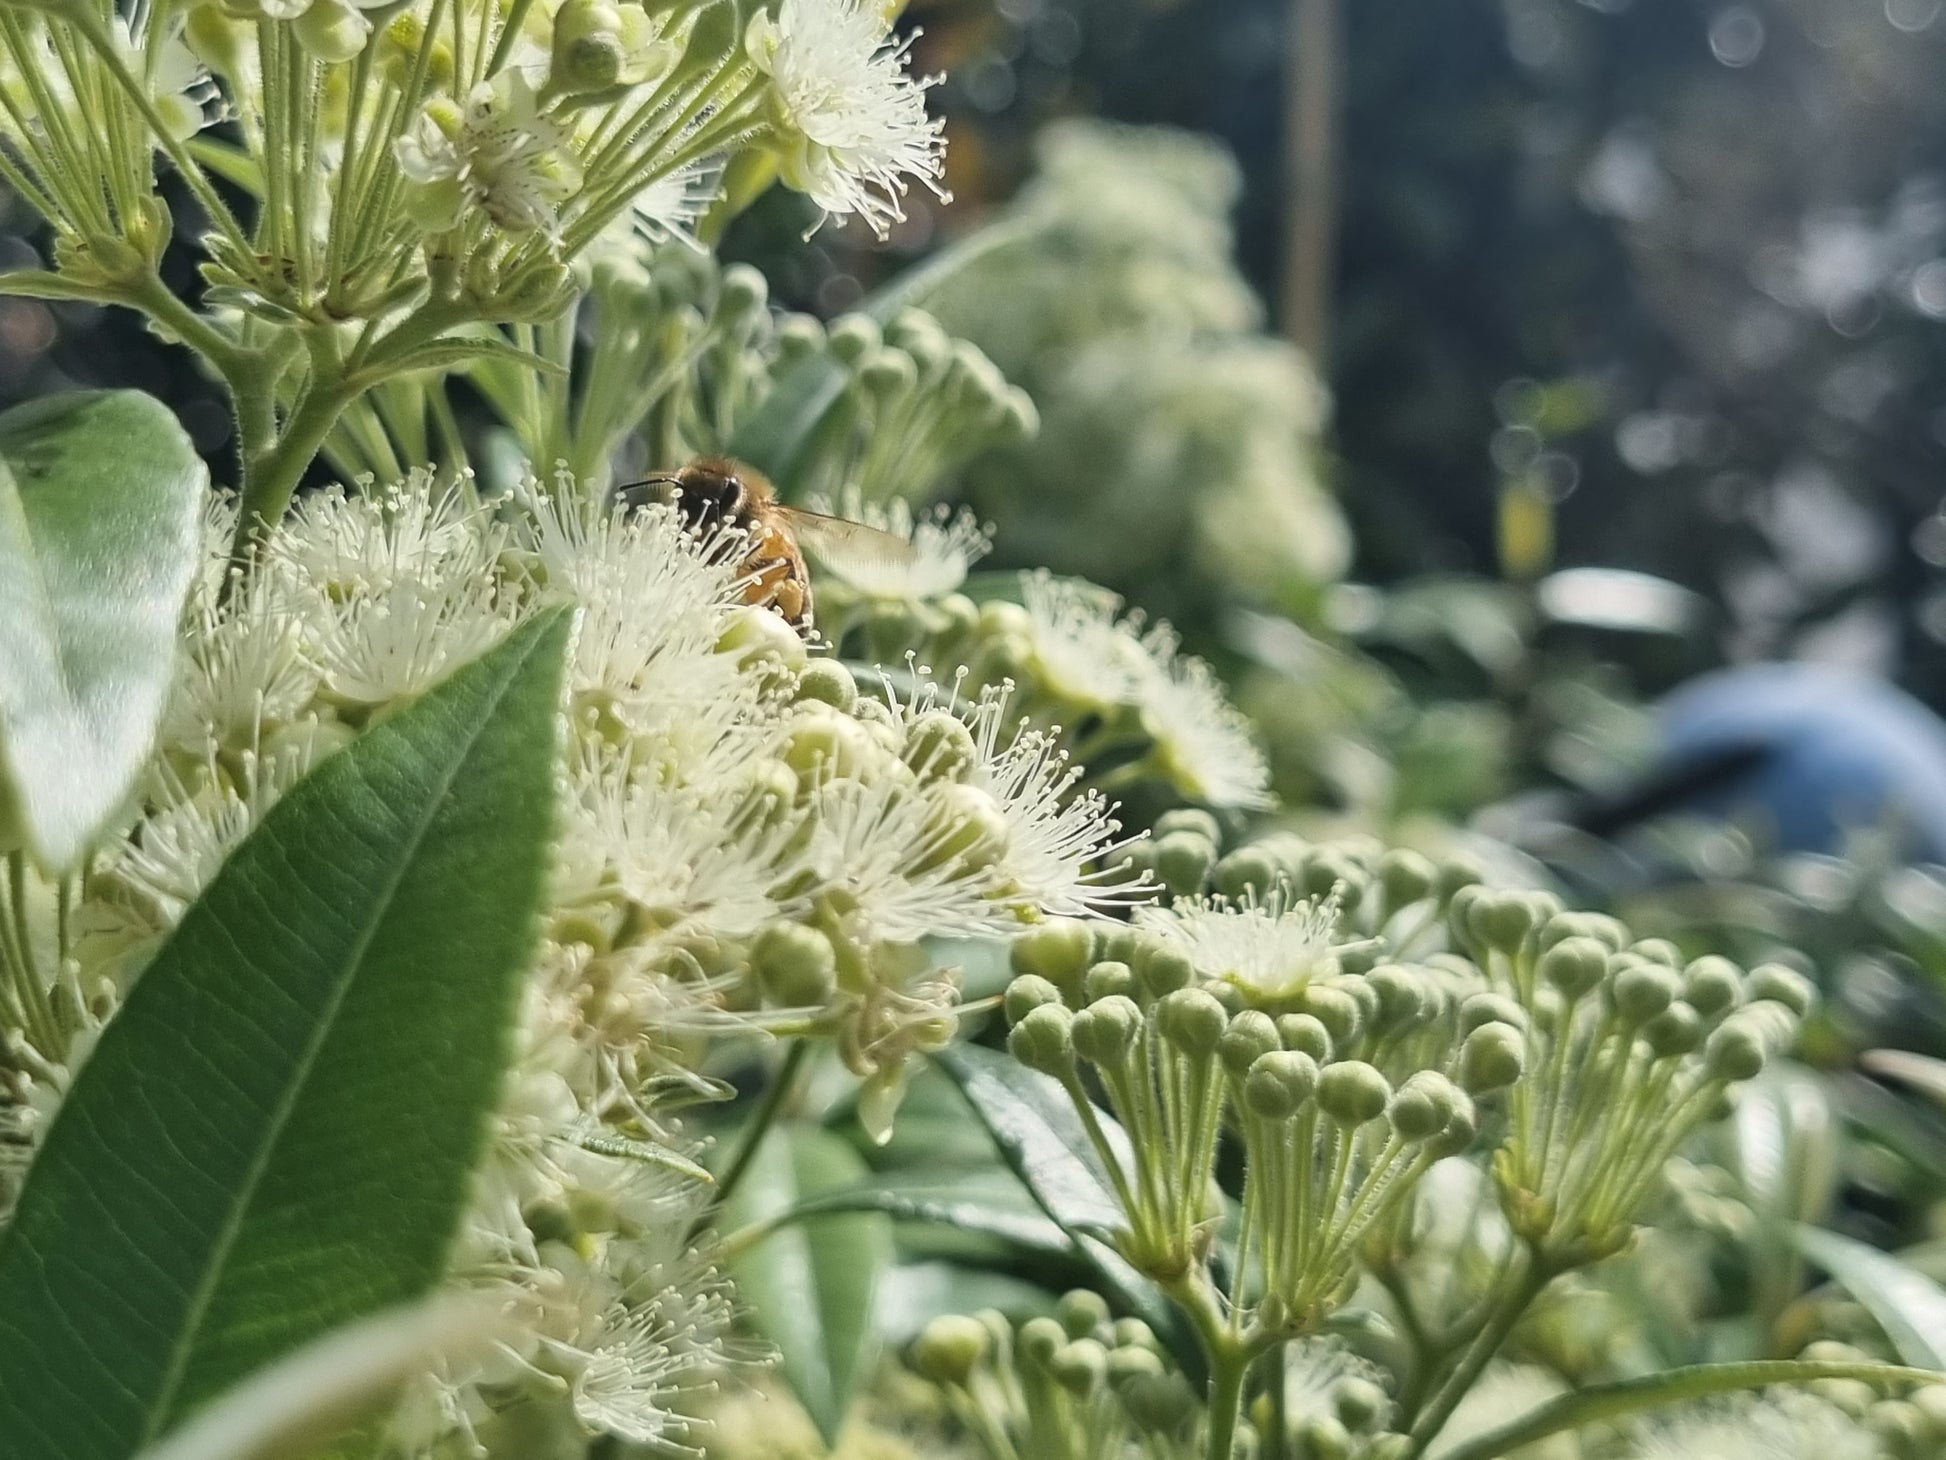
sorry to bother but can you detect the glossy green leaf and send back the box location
[1797,1225,1946,1369]
[133,1296,516,1460]
[931,1043,1203,1380]
[0,390,205,869]
[875,1261,1057,1347]
[1433,1359,1941,1460]
[725,1124,894,1443]
[0,608,571,1459]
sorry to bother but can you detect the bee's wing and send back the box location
[779,505,917,572]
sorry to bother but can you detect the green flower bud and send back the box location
[1630,938,1683,968]
[775,312,824,359]
[1004,974,1065,1025]
[1084,959,1138,1003]
[1072,996,1143,1066]
[924,782,1010,870]
[1910,1383,1946,1431]
[826,313,881,363]
[1747,961,1816,1017]
[1017,1315,1065,1369]
[1429,1100,1480,1158]
[1470,890,1538,954]
[1154,808,1221,843]
[1318,1060,1392,1126]
[1008,1004,1075,1077]
[1333,1377,1389,1432]
[1644,1001,1705,1057]
[1058,1288,1110,1340]
[978,598,1034,639]
[887,307,950,367]
[1051,1338,1106,1395]
[1156,986,1227,1057]
[1446,884,1488,949]
[1214,847,1283,900]
[1244,1050,1318,1119]
[1456,991,1525,1034]
[1436,855,1484,901]
[750,922,837,1005]
[719,604,808,669]
[1297,1415,1352,1460]
[858,345,919,400]
[1275,1012,1333,1061]
[1135,942,1197,999]
[1610,960,1679,1024]
[1106,1345,1164,1387]
[1218,1010,1281,1078]
[1112,1318,1159,1352]
[1681,956,1744,1019]
[1377,848,1436,910]
[1704,1015,1768,1082]
[1301,985,1364,1048]
[1367,963,1429,1028]
[904,708,977,780]
[550,0,627,90]
[1122,1371,1199,1435]
[1867,1398,1927,1456]
[912,1313,989,1384]
[1304,850,1366,908]
[294,0,371,61]
[1458,1021,1526,1093]
[793,659,856,711]
[1011,919,1098,989]
[1388,1070,1465,1142]
[1540,936,1609,1001]
[1154,830,1218,896]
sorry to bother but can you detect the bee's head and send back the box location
[614,459,747,528]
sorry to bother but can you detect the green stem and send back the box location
[1204,1337,1249,1460]
[1404,1252,1551,1458]
[230,370,357,566]
[705,1040,810,1222]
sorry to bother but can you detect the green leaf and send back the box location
[0,269,118,302]
[382,335,567,380]
[931,1044,1203,1381]
[1862,1049,1946,1112]
[725,1125,894,1444]
[1432,1359,1940,1460]
[1796,1225,1946,1369]
[133,1296,516,1460]
[0,390,206,868]
[186,138,266,196]
[725,1181,1075,1259]
[0,608,571,1459]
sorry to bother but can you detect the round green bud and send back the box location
[1297,1414,1352,1460]
[1630,938,1683,968]
[1704,1016,1768,1082]
[1154,808,1221,843]
[903,709,977,780]
[750,922,837,1006]
[1429,1100,1480,1158]
[1458,991,1527,1035]
[1218,1010,1281,1078]
[793,659,856,711]
[1112,1318,1159,1352]
[1911,1383,1946,1431]
[1301,985,1364,1048]
[1644,1001,1705,1058]
[716,262,767,317]
[1388,1070,1465,1142]
[1868,1399,1927,1456]
[1304,850,1365,904]
[1436,855,1485,901]
[1610,960,1679,1024]
[774,312,824,359]
[1017,1315,1065,1369]
[1057,1288,1110,1340]
[1812,1378,1878,1418]
[1338,939,1384,976]
[1244,1050,1318,1119]
[825,313,881,363]
[912,1313,989,1384]
[293,0,371,63]
[1367,963,1429,1029]
[1333,1376,1388,1432]
[1747,962,1816,1017]
[1154,830,1218,896]
[1377,848,1437,910]
[1106,1344,1164,1387]
[1446,883,1488,947]
[1007,1004,1075,1077]
[1084,959,1138,1003]
[1072,996,1143,1066]
[858,345,918,399]
[1458,1021,1526,1093]
[1135,942,1197,999]
[1004,974,1064,1025]
[1470,890,1538,954]
[718,603,808,669]
[1121,1372,1199,1435]
[1207,981,1244,1016]
[1011,919,1098,989]
[1051,1338,1107,1396]
[924,782,1010,870]
[1276,1012,1333,1061]
[1214,847,1284,900]
[1539,936,1609,1001]
[1681,956,1745,1019]
[1156,986,1228,1057]
[780,705,873,781]
[1318,1060,1392,1126]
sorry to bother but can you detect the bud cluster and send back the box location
[911,1294,1210,1460]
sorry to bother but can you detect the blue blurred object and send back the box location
[1598,663,1946,861]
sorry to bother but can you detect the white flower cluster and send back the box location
[12,469,1132,1451]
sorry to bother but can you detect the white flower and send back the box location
[1019,570,1151,711]
[397,71,583,234]
[1132,624,1273,810]
[629,160,723,246]
[1138,886,1355,1001]
[744,0,947,236]
[1625,1393,1878,1460]
[802,490,990,600]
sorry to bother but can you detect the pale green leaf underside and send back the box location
[1797,1224,1946,1370]
[0,608,571,1458]
[0,390,205,868]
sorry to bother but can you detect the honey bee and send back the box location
[616,456,912,636]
